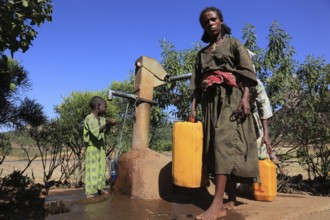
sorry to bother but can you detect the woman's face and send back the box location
[201,10,223,39]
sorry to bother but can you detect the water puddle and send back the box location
[45,189,245,220]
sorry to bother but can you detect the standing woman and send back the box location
[190,7,259,219]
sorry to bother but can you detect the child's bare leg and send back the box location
[224,176,236,210]
[196,174,227,219]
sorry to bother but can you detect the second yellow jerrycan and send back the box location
[172,121,204,188]
[253,158,277,201]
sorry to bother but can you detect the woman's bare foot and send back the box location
[195,205,226,219]
[223,201,235,210]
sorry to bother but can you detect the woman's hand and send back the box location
[261,119,272,155]
[190,91,200,122]
[201,80,209,91]
[237,86,251,116]
[189,110,196,122]
[237,97,251,116]
[262,133,272,155]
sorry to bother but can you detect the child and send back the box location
[223,78,274,210]
[83,96,116,198]
[223,52,284,210]
[247,50,284,172]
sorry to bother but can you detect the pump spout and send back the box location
[164,73,192,82]
[107,89,157,105]
[107,90,137,101]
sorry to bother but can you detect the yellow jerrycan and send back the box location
[172,121,204,188]
[253,158,277,201]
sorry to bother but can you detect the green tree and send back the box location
[287,56,329,180]
[0,0,53,55]
[0,0,52,128]
[0,57,46,128]
[0,133,12,165]
[242,23,263,75]
[242,22,329,180]
[108,76,135,153]
[0,0,52,127]
[0,0,52,166]
[156,39,202,120]
[26,120,64,188]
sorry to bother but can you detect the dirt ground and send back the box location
[0,156,63,184]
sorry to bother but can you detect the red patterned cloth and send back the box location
[202,70,238,89]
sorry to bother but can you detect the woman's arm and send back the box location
[261,118,272,154]
[233,40,257,116]
[190,90,201,121]
[238,85,251,116]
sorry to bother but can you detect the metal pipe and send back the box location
[164,72,192,82]
[107,89,157,105]
[107,90,137,101]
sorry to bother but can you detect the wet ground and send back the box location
[45,187,246,220]
[45,186,330,220]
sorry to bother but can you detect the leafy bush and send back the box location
[1,170,32,189]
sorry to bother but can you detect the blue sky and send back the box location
[12,0,330,119]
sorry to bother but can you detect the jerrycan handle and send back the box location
[257,182,265,192]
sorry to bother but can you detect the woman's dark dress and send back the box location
[190,37,259,180]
